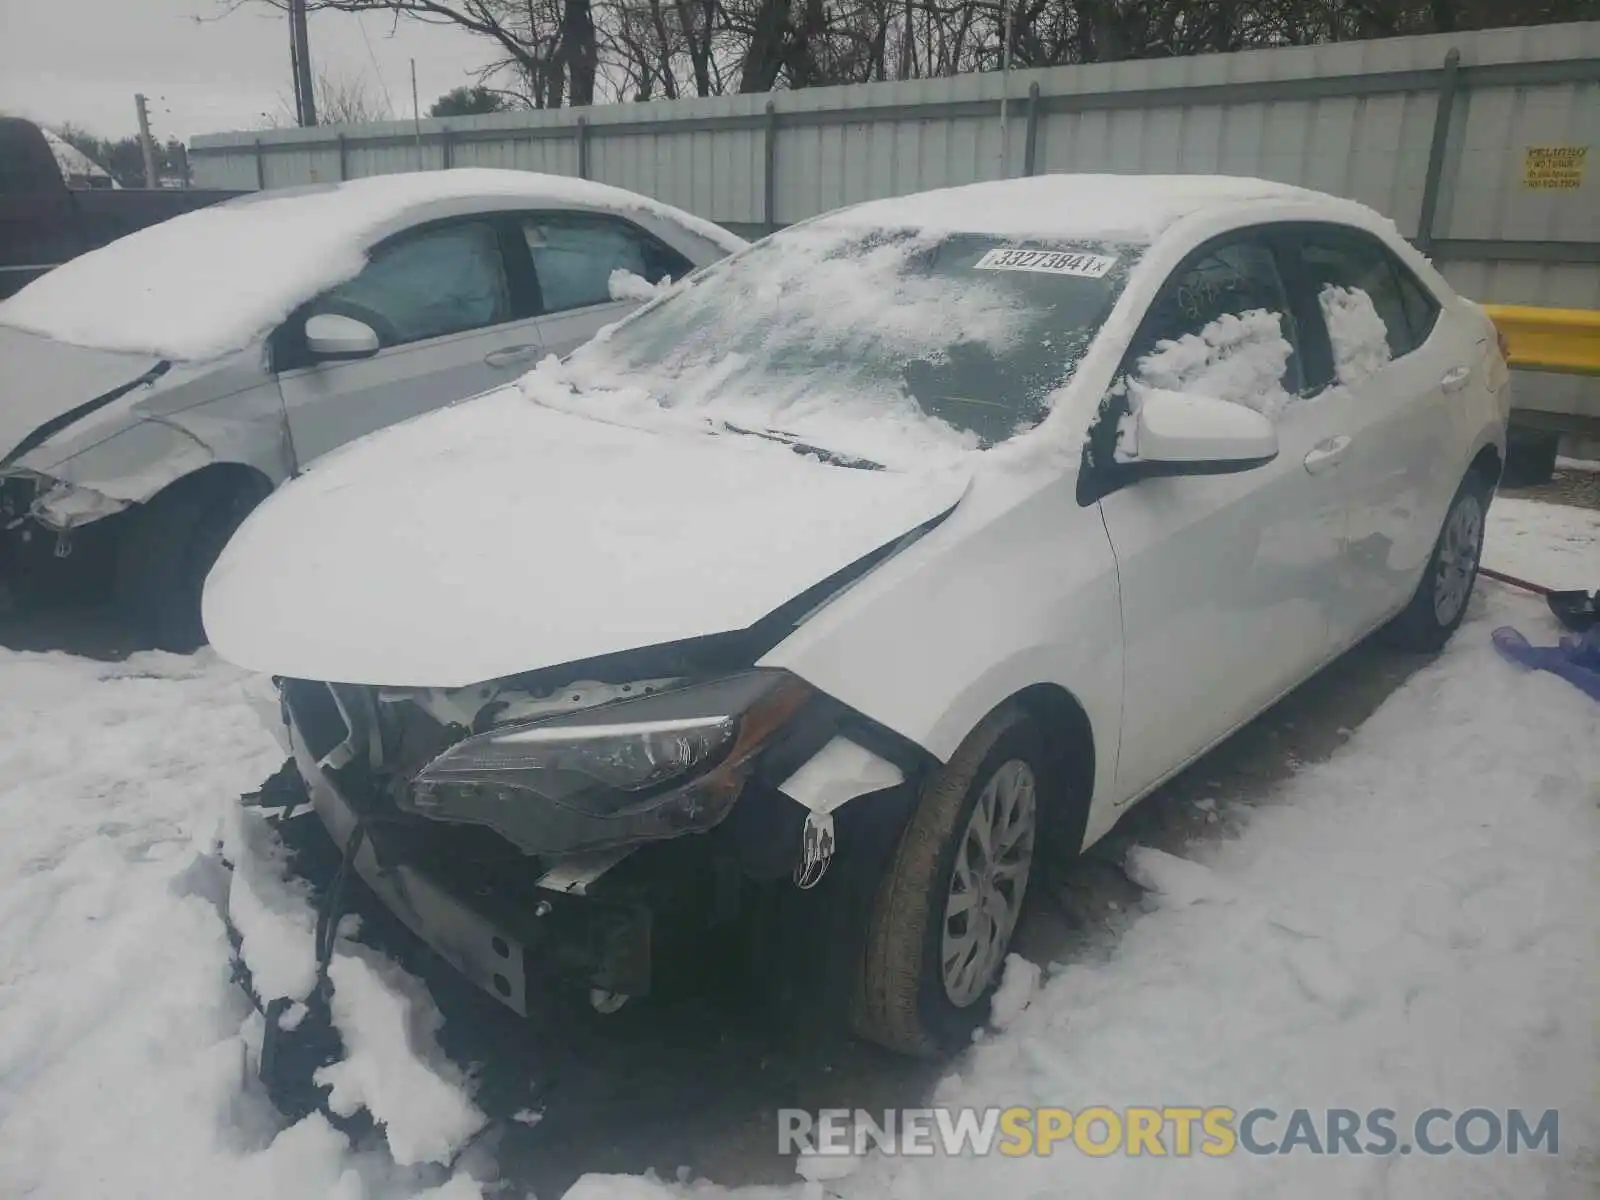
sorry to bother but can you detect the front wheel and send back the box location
[114,473,268,652]
[852,709,1044,1056]
[1383,472,1490,653]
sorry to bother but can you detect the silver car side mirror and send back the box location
[305,313,380,361]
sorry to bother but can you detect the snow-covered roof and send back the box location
[40,129,117,187]
[0,167,747,361]
[817,173,1339,243]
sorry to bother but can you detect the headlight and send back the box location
[29,476,131,531]
[403,670,813,854]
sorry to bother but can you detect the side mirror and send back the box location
[305,313,379,361]
[1128,388,1278,474]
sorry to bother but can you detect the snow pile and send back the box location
[987,954,1041,1031]
[0,167,744,361]
[609,268,672,303]
[563,501,1600,1199]
[315,953,488,1167]
[1133,308,1297,417]
[0,649,487,1198]
[204,382,972,686]
[1319,284,1392,386]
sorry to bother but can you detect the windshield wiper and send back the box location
[721,422,884,471]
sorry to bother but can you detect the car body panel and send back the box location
[0,326,163,464]
[1097,387,1351,800]
[1334,301,1503,641]
[275,315,548,466]
[759,465,1127,843]
[201,385,972,687]
[13,350,292,516]
[535,299,638,359]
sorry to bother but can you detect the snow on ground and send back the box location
[0,651,488,1199]
[1481,494,1600,592]
[565,501,1600,1198]
[0,493,1593,1200]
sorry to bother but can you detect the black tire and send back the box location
[114,473,268,652]
[852,708,1048,1056]
[1383,470,1491,653]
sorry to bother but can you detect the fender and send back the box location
[761,462,1125,836]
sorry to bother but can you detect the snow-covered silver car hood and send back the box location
[202,386,971,687]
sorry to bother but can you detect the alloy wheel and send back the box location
[940,759,1037,1007]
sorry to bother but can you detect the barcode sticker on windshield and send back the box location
[973,248,1117,278]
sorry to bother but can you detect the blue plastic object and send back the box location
[1492,626,1600,702]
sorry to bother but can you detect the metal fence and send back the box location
[191,22,1600,426]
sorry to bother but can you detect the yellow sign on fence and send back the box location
[1523,146,1588,190]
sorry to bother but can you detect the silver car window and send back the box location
[311,219,511,348]
[522,215,687,314]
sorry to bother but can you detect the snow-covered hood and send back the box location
[0,325,165,465]
[202,386,971,688]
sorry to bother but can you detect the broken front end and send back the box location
[254,646,924,1019]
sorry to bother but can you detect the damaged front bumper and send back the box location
[242,662,923,1025]
[279,710,654,1014]
[0,472,130,604]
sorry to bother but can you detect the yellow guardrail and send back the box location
[1481,304,1600,377]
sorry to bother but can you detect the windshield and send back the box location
[553,222,1141,466]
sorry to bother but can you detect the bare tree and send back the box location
[263,67,394,126]
[236,0,1597,112]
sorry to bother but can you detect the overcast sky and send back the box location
[0,0,495,141]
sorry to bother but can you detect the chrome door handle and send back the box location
[1303,435,1352,474]
[1440,365,1472,392]
[484,344,542,368]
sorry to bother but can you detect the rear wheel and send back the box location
[853,709,1044,1056]
[1383,471,1489,653]
[114,472,268,652]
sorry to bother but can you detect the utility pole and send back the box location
[289,0,317,126]
[996,0,1013,178]
[411,59,423,168]
[134,93,159,188]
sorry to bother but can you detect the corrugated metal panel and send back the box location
[185,22,1599,422]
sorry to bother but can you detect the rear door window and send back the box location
[1289,226,1437,370]
[520,214,692,314]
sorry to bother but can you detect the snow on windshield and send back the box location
[0,169,744,362]
[521,224,1135,470]
[1320,284,1393,387]
[1132,308,1298,418]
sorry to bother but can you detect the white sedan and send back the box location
[205,173,1510,1057]
[0,168,744,647]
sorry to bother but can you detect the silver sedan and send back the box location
[0,167,745,647]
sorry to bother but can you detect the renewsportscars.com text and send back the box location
[779,1106,1561,1158]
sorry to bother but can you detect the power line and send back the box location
[355,14,397,112]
